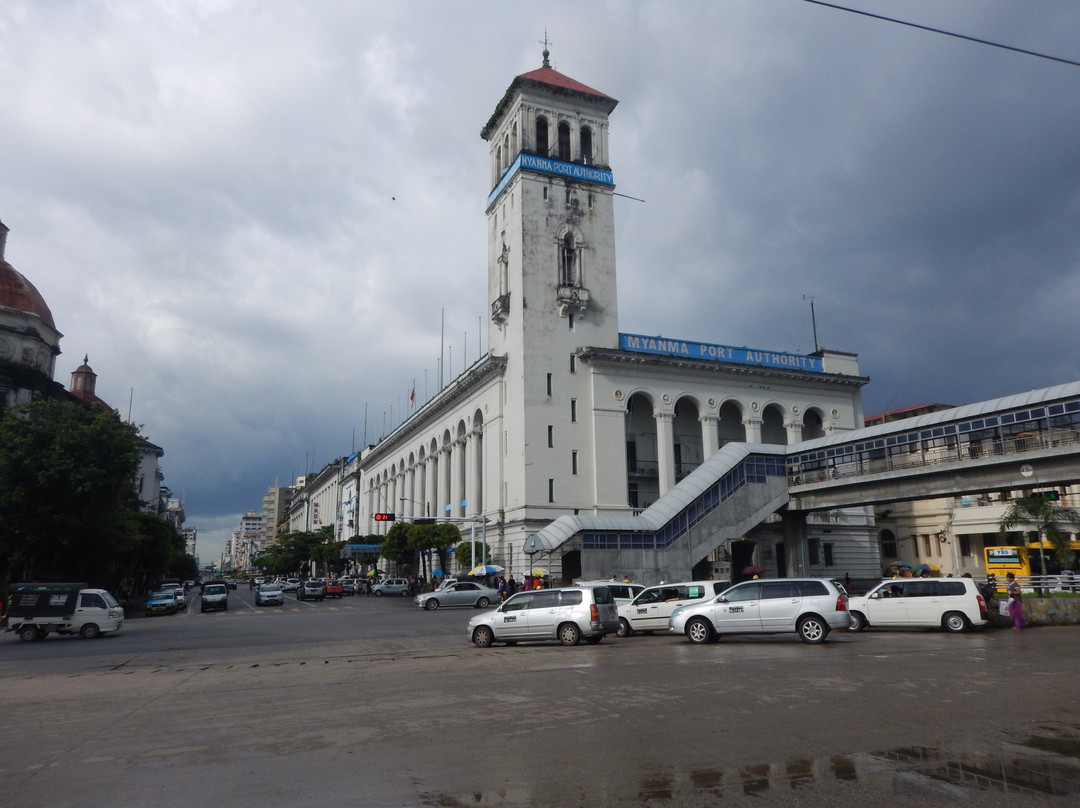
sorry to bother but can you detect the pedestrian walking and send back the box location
[1006,572,1025,629]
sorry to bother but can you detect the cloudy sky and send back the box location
[3,1,1079,564]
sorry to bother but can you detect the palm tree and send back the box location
[999,496,1080,582]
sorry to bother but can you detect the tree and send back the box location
[999,496,1080,579]
[455,540,491,572]
[409,522,461,577]
[379,522,413,574]
[0,399,145,592]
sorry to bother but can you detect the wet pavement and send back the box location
[2,597,1078,807]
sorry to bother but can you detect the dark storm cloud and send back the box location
[2,0,1078,560]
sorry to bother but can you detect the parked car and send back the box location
[200,582,229,613]
[296,580,325,602]
[467,585,619,647]
[323,580,344,598]
[255,583,284,606]
[415,581,500,610]
[847,577,988,633]
[340,579,356,596]
[145,590,179,617]
[371,578,411,597]
[668,578,850,644]
[576,580,646,605]
[617,580,729,637]
[171,589,187,609]
[283,578,300,592]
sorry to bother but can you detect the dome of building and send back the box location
[0,222,56,329]
[0,220,63,409]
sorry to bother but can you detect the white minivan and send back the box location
[847,577,988,633]
[617,580,728,637]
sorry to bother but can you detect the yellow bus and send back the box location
[984,542,1080,591]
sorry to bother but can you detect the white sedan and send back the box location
[415,581,501,610]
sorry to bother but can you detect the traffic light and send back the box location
[1032,491,1061,502]
[374,512,396,522]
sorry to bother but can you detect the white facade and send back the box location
[347,53,874,583]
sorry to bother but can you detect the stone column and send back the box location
[450,438,465,518]
[425,454,437,520]
[743,416,763,443]
[655,410,676,496]
[784,419,802,446]
[439,446,451,518]
[465,429,480,516]
[700,415,719,459]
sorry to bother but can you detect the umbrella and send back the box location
[914,563,939,575]
[530,568,550,578]
[741,565,765,576]
[468,564,504,576]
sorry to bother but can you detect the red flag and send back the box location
[409,386,415,408]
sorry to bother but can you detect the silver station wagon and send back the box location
[467,585,619,647]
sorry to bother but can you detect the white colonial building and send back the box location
[336,50,881,585]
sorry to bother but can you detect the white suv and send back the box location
[467,585,619,647]
[847,577,988,633]
[669,578,849,644]
[617,580,728,637]
[371,578,411,597]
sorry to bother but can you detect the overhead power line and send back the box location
[802,0,1080,68]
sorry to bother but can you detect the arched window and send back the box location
[557,121,571,161]
[580,126,593,164]
[536,116,549,157]
[560,233,576,286]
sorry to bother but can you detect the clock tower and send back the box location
[480,48,621,518]
[482,48,620,359]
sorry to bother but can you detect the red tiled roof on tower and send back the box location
[515,64,614,101]
[0,221,56,330]
[482,45,618,140]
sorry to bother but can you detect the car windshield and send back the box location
[205,586,226,594]
[150,592,170,599]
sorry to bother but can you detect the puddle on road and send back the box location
[422,726,1080,806]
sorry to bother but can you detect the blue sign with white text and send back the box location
[487,154,614,207]
[619,333,823,373]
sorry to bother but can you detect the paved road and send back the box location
[3,587,1079,807]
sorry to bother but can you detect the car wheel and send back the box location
[686,617,715,644]
[848,611,867,632]
[19,626,39,642]
[79,623,101,639]
[472,626,493,648]
[476,597,490,608]
[943,611,969,633]
[617,617,634,638]
[400,589,410,597]
[584,634,603,644]
[375,590,383,597]
[558,623,581,646]
[797,615,829,644]
[424,599,439,610]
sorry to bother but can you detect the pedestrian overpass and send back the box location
[525,381,1080,581]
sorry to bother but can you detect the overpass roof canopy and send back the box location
[793,380,1080,454]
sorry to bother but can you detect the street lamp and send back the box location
[399,496,430,518]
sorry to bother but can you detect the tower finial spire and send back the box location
[540,30,552,67]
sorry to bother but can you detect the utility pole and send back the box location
[803,295,819,352]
